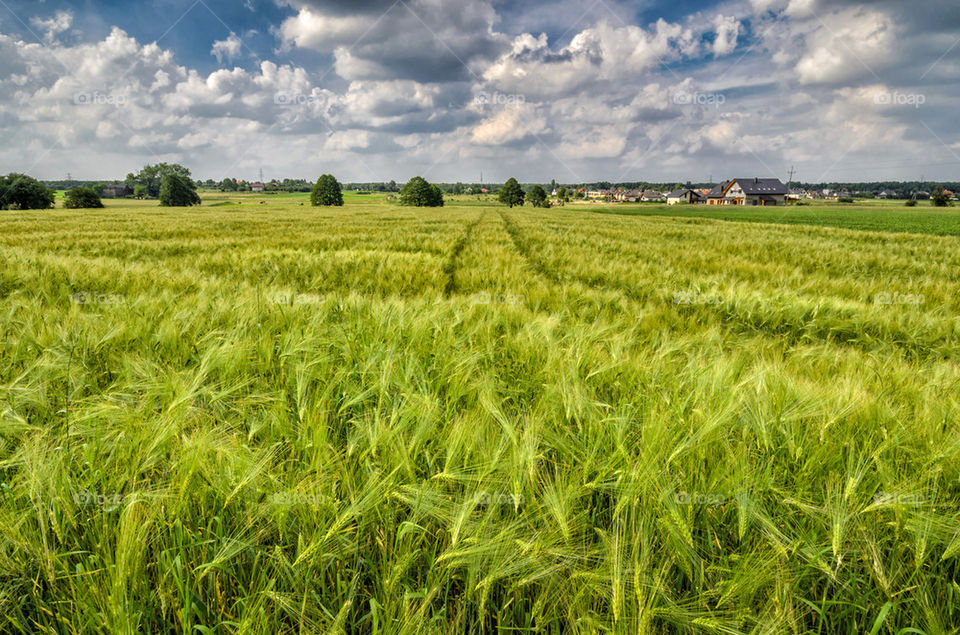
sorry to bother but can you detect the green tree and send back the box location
[498,177,525,208]
[556,187,570,205]
[133,185,148,199]
[127,163,193,198]
[527,184,549,208]
[64,187,104,209]
[400,177,444,207]
[931,186,952,207]
[311,175,345,206]
[0,173,55,210]
[159,174,201,207]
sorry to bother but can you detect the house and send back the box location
[640,190,664,202]
[877,189,897,199]
[616,189,642,202]
[101,184,132,199]
[706,178,788,206]
[251,182,265,193]
[944,190,957,201]
[665,188,705,205]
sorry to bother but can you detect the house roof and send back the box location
[731,178,788,195]
[707,181,730,198]
[666,189,703,198]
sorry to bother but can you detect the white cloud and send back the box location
[211,34,243,64]
[30,11,73,42]
[712,16,741,57]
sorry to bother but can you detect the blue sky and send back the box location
[1,0,959,182]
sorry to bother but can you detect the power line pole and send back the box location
[259,168,264,183]
[787,166,795,188]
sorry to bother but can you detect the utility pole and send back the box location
[787,166,795,189]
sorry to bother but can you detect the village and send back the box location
[573,178,958,206]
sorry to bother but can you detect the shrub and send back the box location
[311,175,344,207]
[64,187,104,209]
[159,174,201,207]
[498,178,525,208]
[527,185,550,208]
[0,173,55,210]
[399,177,444,207]
[905,200,918,207]
[838,197,854,204]
[931,187,952,207]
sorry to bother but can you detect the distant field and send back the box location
[584,200,960,236]
[1,198,958,632]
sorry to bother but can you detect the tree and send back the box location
[556,187,570,205]
[133,185,148,199]
[311,175,344,206]
[528,184,549,208]
[127,163,193,198]
[931,186,952,207]
[0,173,55,210]
[400,177,444,207]
[159,174,201,207]
[498,177,525,208]
[64,187,104,209]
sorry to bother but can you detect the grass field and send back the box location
[1,196,959,633]
[585,200,960,236]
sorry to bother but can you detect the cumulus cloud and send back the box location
[278,0,507,82]
[0,0,957,182]
[30,11,73,42]
[211,34,243,64]
[712,16,741,56]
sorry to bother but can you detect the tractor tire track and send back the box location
[443,212,485,297]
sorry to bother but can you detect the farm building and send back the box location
[101,184,132,199]
[251,182,265,193]
[665,189,705,205]
[706,178,788,206]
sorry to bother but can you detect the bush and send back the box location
[0,173,55,210]
[838,197,854,204]
[527,185,550,208]
[159,174,201,207]
[931,187,952,207]
[64,187,104,209]
[498,178,525,208]
[311,175,344,207]
[399,177,444,207]
[905,200,918,207]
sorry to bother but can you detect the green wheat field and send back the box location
[1,195,959,633]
